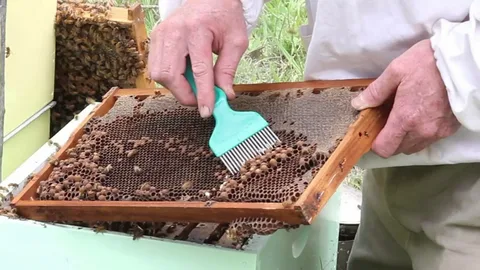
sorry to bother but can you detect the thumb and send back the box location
[214,36,248,100]
[351,65,401,110]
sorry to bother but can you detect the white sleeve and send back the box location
[158,0,185,22]
[430,0,480,132]
[157,0,268,35]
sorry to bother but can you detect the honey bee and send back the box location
[139,182,151,191]
[226,228,239,241]
[0,207,18,219]
[165,224,176,233]
[85,97,96,105]
[204,201,215,207]
[131,224,144,240]
[93,224,106,233]
[180,195,192,201]
[7,183,19,189]
[26,173,35,184]
[133,165,142,175]
[126,149,138,158]
[53,142,62,151]
[181,180,193,190]
[338,158,346,172]
[104,164,113,173]
[48,156,59,166]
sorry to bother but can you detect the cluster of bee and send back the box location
[0,206,19,219]
[214,130,331,206]
[51,0,149,135]
[85,221,183,240]
[56,0,114,23]
[226,217,300,241]
[36,130,181,202]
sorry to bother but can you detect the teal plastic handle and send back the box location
[184,57,231,119]
[183,56,269,157]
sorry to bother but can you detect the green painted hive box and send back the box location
[2,0,57,180]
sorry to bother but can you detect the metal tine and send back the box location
[257,130,271,149]
[220,155,234,173]
[236,142,252,165]
[238,143,254,163]
[264,127,279,145]
[235,145,249,164]
[232,148,248,171]
[257,130,277,150]
[231,153,243,173]
[265,126,279,141]
[230,147,243,167]
[244,139,260,157]
[262,128,278,147]
[225,151,242,174]
[226,152,240,173]
[247,136,263,154]
[221,128,280,174]
[253,135,268,153]
[252,132,267,149]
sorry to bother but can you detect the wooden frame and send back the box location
[12,79,390,225]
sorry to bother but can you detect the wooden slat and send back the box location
[187,223,219,244]
[114,78,373,97]
[11,79,390,226]
[108,7,130,24]
[128,4,155,89]
[13,200,305,224]
[232,78,374,92]
[294,103,391,222]
[175,223,199,240]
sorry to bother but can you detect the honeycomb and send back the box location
[52,0,149,135]
[37,86,358,237]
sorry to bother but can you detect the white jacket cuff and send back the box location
[430,0,480,132]
[158,0,267,36]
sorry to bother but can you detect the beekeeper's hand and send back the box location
[148,0,248,118]
[350,39,461,158]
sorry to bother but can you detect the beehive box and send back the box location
[51,0,154,136]
[12,79,389,241]
[0,104,342,269]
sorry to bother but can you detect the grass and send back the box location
[234,0,307,84]
[108,0,364,189]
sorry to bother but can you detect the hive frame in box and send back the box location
[80,3,155,89]
[11,79,389,225]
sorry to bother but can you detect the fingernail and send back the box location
[199,106,211,118]
[351,95,367,110]
[225,87,236,98]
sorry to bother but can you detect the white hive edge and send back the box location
[219,127,281,175]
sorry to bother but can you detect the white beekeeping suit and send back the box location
[157,1,480,269]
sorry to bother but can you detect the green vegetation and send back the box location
[234,0,307,84]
